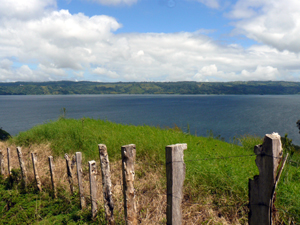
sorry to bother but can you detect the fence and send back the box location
[0,133,293,224]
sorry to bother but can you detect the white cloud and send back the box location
[93,67,119,79]
[228,0,300,52]
[241,65,280,80]
[192,0,220,9]
[1,0,300,82]
[0,0,56,20]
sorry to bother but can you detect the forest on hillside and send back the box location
[1,81,300,95]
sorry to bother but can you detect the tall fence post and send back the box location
[17,147,27,188]
[7,148,11,175]
[31,152,42,191]
[166,143,187,225]
[48,156,57,198]
[89,160,98,218]
[249,133,283,225]
[64,153,74,195]
[121,144,137,225]
[76,152,86,209]
[99,144,115,224]
[0,150,4,176]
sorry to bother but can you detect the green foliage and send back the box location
[1,81,300,95]
[297,119,300,133]
[281,133,296,156]
[0,127,11,141]
[7,119,300,224]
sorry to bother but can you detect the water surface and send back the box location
[1,95,299,144]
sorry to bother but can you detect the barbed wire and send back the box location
[137,152,292,167]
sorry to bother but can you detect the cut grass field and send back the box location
[0,118,299,224]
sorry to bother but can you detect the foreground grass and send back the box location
[1,118,299,224]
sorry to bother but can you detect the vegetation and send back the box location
[1,81,300,95]
[0,128,11,141]
[0,118,299,224]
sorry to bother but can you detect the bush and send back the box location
[0,127,11,141]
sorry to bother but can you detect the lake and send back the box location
[1,95,299,145]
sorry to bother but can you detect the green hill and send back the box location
[1,81,300,95]
[0,118,299,224]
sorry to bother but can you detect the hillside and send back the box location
[1,81,300,95]
[0,118,299,224]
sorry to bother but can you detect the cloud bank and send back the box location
[0,0,300,82]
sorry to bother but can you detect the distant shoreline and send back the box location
[1,80,300,95]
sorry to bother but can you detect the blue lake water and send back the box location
[0,95,300,145]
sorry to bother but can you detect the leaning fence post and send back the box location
[7,148,11,175]
[76,152,86,209]
[17,147,27,188]
[48,156,57,198]
[31,152,42,191]
[166,143,187,225]
[99,144,115,224]
[121,144,137,225]
[0,150,4,176]
[64,153,74,195]
[89,160,98,218]
[249,133,283,225]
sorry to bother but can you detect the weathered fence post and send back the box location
[249,133,283,225]
[31,152,42,191]
[99,144,115,224]
[166,143,187,225]
[89,160,98,218]
[7,147,11,175]
[76,152,86,209]
[48,156,57,198]
[17,147,27,188]
[0,150,4,176]
[64,153,74,195]
[121,144,137,225]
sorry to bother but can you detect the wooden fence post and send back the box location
[0,150,4,176]
[76,152,86,209]
[7,148,11,175]
[17,147,27,188]
[121,144,137,225]
[166,143,187,225]
[98,144,115,224]
[89,160,98,218]
[48,156,57,198]
[64,153,74,195]
[249,133,283,225]
[31,152,42,191]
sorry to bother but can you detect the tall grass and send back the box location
[8,118,300,224]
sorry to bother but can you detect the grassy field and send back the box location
[0,118,299,224]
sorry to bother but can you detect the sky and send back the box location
[1,0,300,82]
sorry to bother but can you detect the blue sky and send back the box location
[1,0,300,82]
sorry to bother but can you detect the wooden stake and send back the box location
[249,133,283,225]
[0,150,4,176]
[98,144,115,224]
[76,152,86,209]
[7,147,11,176]
[121,144,137,225]
[89,160,98,218]
[166,143,187,225]
[31,152,42,191]
[48,156,57,198]
[17,147,27,188]
[64,153,74,195]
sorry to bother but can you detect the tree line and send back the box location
[1,81,300,95]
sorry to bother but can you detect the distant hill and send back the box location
[1,81,300,95]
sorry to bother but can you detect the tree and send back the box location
[297,120,300,133]
[0,127,11,141]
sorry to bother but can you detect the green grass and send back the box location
[5,118,300,224]
[0,171,110,225]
